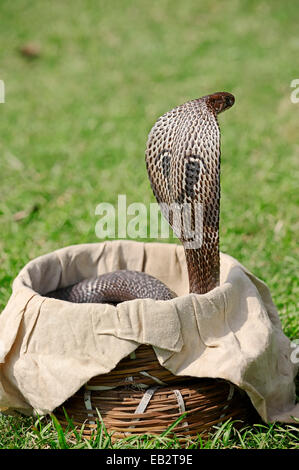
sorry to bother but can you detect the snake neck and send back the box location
[184,235,220,295]
[181,175,220,294]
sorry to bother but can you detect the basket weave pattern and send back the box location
[54,345,257,439]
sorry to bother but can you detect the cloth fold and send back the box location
[0,240,297,423]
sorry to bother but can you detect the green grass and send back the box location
[0,0,298,449]
[0,413,298,450]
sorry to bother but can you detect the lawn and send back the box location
[0,0,298,449]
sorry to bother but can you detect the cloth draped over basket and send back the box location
[0,240,297,423]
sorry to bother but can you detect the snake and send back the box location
[47,92,235,303]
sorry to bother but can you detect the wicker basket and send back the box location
[54,345,258,441]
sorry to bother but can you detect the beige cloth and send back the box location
[0,240,298,423]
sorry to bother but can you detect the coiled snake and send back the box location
[47,92,235,303]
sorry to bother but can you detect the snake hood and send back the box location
[145,92,235,294]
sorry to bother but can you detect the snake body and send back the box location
[47,92,234,303]
[47,270,176,304]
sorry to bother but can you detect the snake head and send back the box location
[205,92,235,115]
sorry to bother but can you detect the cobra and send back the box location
[47,92,235,303]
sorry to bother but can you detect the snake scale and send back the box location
[47,92,235,303]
